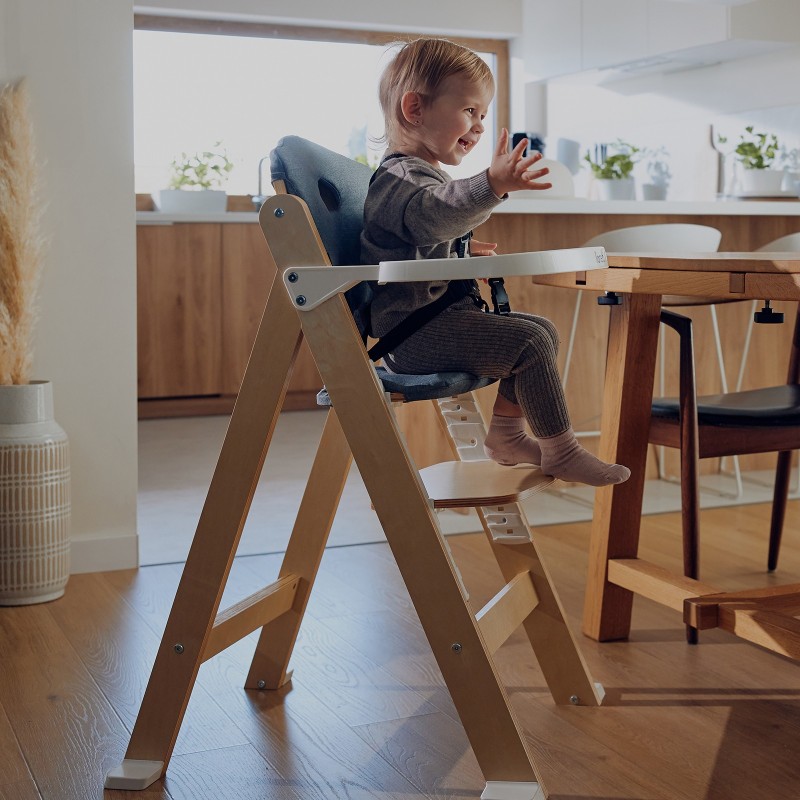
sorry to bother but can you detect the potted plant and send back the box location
[0,80,71,605]
[719,126,783,195]
[779,145,800,194]
[584,140,640,200]
[641,146,672,201]
[156,141,234,213]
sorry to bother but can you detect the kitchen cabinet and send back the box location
[137,224,222,400]
[581,0,648,72]
[219,224,322,398]
[521,0,788,80]
[137,221,321,416]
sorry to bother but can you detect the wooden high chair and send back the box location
[106,138,610,800]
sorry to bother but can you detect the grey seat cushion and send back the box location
[317,368,494,406]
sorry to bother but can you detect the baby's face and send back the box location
[413,74,493,168]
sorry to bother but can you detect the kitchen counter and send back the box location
[137,211,260,224]
[136,197,800,225]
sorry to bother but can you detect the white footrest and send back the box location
[481,781,546,800]
[104,759,164,790]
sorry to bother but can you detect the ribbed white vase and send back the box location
[0,381,70,605]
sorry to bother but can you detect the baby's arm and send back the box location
[373,161,501,247]
[487,128,552,197]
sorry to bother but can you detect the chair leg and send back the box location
[679,423,700,645]
[768,450,794,572]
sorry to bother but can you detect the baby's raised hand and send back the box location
[487,128,552,197]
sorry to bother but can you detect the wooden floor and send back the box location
[2,500,800,799]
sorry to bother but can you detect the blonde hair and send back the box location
[378,38,494,144]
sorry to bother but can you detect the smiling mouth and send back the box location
[458,138,472,151]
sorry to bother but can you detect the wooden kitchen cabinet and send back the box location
[137,223,222,400]
[137,221,322,417]
[220,224,322,402]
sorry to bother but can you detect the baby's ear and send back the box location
[400,91,424,125]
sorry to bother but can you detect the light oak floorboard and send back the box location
[3,502,800,798]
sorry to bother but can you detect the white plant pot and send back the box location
[0,381,70,605]
[738,168,784,196]
[596,178,635,201]
[156,189,228,213]
[641,183,668,201]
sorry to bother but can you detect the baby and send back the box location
[360,37,629,487]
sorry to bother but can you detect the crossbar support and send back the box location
[476,571,540,655]
[204,574,300,662]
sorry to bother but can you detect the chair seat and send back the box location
[652,384,800,426]
[317,367,495,405]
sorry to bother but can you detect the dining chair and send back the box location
[650,278,800,641]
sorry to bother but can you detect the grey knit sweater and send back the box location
[360,154,504,337]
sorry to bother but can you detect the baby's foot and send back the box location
[484,414,541,466]
[539,428,630,487]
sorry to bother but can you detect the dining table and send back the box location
[532,251,800,653]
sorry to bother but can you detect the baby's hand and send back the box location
[487,128,552,197]
[470,238,497,257]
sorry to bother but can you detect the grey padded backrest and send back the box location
[269,135,373,268]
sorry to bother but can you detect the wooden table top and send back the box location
[606,251,800,273]
[534,251,800,301]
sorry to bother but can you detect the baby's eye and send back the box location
[466,108,475,114]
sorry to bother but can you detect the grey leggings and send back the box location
[385,300,570,437]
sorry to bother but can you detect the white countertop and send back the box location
[496,197,800,216]
[136,197,800,225]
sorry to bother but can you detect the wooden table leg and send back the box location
[582,292,662,641]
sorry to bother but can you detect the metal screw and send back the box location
[569,695,580,705]
[274,207,285,218]
[287,272,298,283]
[296,295,307,306]
[174,644,184,654]
[451,643,462,653]
[257,680,266,689]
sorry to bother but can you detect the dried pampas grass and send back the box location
[0,80,44,385]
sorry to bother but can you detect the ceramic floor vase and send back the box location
[0,381,70,605]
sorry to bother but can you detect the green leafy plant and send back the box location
[718,126,780,170]
[167,141,234,190]
[584,140,640,180]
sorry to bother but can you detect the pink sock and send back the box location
[484,415,541,466]
[539,428,630,487]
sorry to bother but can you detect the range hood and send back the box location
[598,36,793,82]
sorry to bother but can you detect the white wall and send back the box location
[135,0,522,37]
[1,0,139,572]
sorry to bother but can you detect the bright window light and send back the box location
[133,30,497,197]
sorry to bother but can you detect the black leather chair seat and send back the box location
[652,384,800,426]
